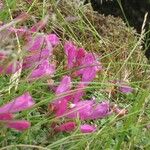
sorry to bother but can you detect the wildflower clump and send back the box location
[0,15,133,134]
[49,41,131,133]
[0,92,35,131]
[0,2,135,136]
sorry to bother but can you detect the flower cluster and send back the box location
[50,42,109,133]
[0,17,59,81]
[0,92,35,131]
[0,17,133,133]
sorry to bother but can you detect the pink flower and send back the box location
[0,92,35,131]
[54,122,76,132]
[80,124,96,133]
[119,85,133,93]
[9,27,29,36]
[66,100,94,120]
[7,120,31,131]
[80,53,102,83]
[46,34,60,47]
[0,114,31,131]
[0,92,35,114]
[112,80,133,94]
[23,48,51,69]
[76,48,87,66]
[29,60,55,80]
[53,76,72,116]
[0,61,21,74]
[66,100,111,120]
[27,35,44,51]
[73,83,85,103]
[0,113,13,120]
[64,41,77,69]
[90,101,111,119]
[55,76,72,94]
[64,42,102,83]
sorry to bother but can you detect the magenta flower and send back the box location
[53,76,72,116]
[0,92,35,131]
[9,27,29,36]
[80,124,97,133]
[64,42,102,83]
[27,35,44,51]
[0,61,21,75]
[80,53,102,83]
[66,100,110,120]
[0,92,35,114]
[23,48,52,69]
[7,120,31,131]
[64,41,77,69]
[73,83,85,103]
[0,113,13,120]
[0,114,31,131]
[119,84,133,93]
[29,60,55,80]
[54,122,76,132]
[66,100,94,120]
[46,34,60,47]
[76,48,87,66]
[90,101,111,119]
[55,76,72,94]
[23,33,59,71]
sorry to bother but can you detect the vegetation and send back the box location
[0,0,150,149]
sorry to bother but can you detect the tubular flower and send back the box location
[23,48,51,69]
[66,100,94,120]
[54,122,76,132]
[64,41,77,69]
[0,92,35,131]
[0,92,35,113]
[29,60,55,80]
[7,120,31,131]
[52,76,72,116]
[46,34,60,47]
[80,124,97,133]
[119,84,133,93]
[66,100,111,120]
[80,53,102,83]
[72,83,85,103]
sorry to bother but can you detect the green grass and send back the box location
[0,0,150,149]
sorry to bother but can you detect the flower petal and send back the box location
[90,101,110,119]
[46,34,60,46]
[55,76,72,95]
[0,113,13,120]
[64,41,77,69]
[54,122,76,132]
[73,83,85,103]
[7,120,31,131]
[0,92,35,114]
[27,35,44,51]
[80,124,96,133]
[119,85,133,93]
[29,60,55,80]
[23,48,52,69]
[67,100,94,120]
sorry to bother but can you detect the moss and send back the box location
[51,1,148,82]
